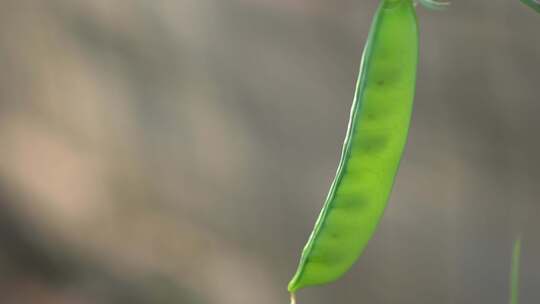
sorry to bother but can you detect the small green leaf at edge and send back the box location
[521,0,540,14]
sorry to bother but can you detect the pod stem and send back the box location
[290,293,296,304]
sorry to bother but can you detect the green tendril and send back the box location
[510,237,522,304]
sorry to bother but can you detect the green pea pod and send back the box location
[288,0,420,294]
[521,0,540,14]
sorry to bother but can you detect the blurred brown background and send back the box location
[0,0,539,303]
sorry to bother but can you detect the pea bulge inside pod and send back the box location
[288,0,421,294]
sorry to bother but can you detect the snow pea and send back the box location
[288,0,429,295]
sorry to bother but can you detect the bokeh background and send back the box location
[0,0,539,303]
